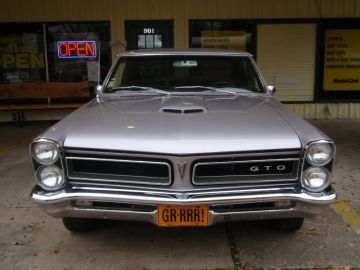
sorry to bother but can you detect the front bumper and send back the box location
[31,186,337,226]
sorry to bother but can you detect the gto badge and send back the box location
[177,162,187,179]
[250,165,286,172]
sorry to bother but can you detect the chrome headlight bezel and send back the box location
[36,164,65,191]
[301,166,330,192]
[30,139,65,191]
[32,140,60,165]
[305,140,335,167]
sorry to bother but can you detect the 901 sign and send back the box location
[143,28,155,34]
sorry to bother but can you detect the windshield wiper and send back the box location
[174,86,236,95]
[110,85,169,95]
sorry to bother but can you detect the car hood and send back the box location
[46,94,302,155]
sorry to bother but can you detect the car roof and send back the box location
[118,48,252,57]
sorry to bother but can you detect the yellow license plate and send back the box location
[157,205,208,227]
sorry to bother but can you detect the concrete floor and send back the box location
[0,120,359,269]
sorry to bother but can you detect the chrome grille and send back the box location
[66,156,172,186]
[192,158,300,185]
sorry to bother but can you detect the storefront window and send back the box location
[0,23,45,83]
[46,22,111,82]
[0,22,111,85]
[317,20,360,100]
[189,20,254,53]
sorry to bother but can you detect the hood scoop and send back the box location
[159,96,206,115]
[161,107,206,114]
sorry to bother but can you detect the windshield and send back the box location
[103,55,266,94]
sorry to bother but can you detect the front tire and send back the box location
[62,217,99,232]
[269,218,304,232]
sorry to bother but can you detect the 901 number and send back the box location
[143,28,155,34]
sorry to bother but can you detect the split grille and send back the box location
[192,158,299,185]
[66,156,172,186]
[64,149,300,189]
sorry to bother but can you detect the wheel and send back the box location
[269,218,304,232]
[62,217,99,232]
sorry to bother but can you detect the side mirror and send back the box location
[267,85,276,95]
[95,84,103,94]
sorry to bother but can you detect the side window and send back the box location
[107,62,126,89]
[236,58,263,92]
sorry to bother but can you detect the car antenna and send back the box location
[97,41,101,86]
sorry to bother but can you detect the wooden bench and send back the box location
[0,82,90,125]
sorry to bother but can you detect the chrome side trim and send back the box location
[192,158,300,185]
[66,156,172,186]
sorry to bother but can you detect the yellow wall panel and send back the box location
[257,24,316,102]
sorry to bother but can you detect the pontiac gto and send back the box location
[30,49,336,232]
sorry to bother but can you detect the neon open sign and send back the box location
[57,40,96,59]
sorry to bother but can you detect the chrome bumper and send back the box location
[31,187,337,226]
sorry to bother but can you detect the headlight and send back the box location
[37,165,64,190]
[33,141,59,165]
[301,167,329,192]
[306,142,333,166]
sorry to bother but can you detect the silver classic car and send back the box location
[30,49,336,232]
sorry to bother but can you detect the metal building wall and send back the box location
[1,0,358,56]
[288,103,360,119]
[0,0,359,120]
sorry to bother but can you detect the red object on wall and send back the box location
[57,40,96,59]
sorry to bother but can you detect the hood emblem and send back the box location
[177,162,187,179]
